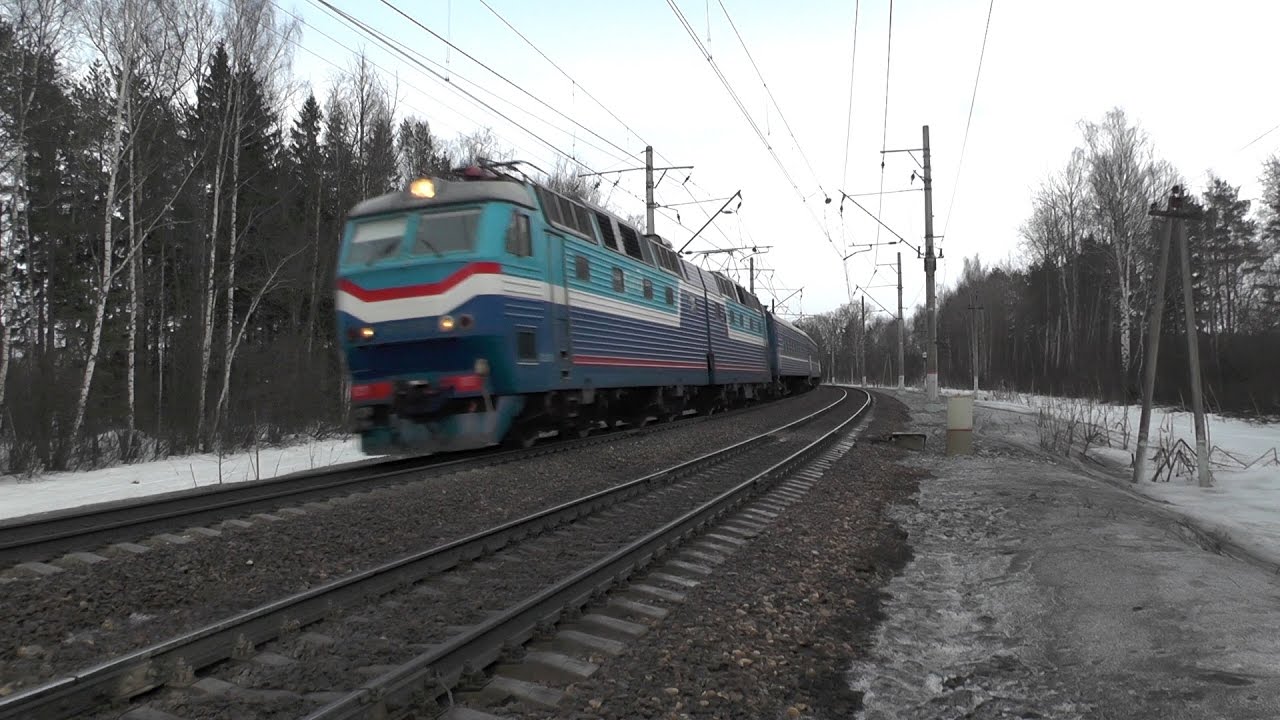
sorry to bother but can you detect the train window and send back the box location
[505,213,532,257]
[665,287,674,305]
[575,255,590,281]
[412,209,480,256]
[573,204,596,241]
[346,216,408,265]
[517,329,537,362]
[643,279,654,300]
[537,187,562,226]
[618,224,645,261]
[612,267,625,293]
[595,211,619,251]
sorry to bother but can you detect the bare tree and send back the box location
[1079,108,1164,385]
[210,0,298,442]
[450,126,511,167]
[546,154,602,204]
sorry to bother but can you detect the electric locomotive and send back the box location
[335,163,820,454]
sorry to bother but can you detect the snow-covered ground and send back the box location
[872,383,1280,570]
[0,437,377,522]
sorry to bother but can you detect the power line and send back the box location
[302,0,599,169]
[319,0,686,225]
[1241,120,1280,152]
[372,0,637,163]
[472,0,737,251]
[840,0,861,191]
[940,0,995,242]
[716,0,828,198]
[665,0,834,244]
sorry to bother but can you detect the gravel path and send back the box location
[0,389,840,696]
[538,392,921,720]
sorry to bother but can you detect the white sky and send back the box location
[286,0,1280,318]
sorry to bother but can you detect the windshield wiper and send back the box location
[415,235,444,258]
[366,239,402,265]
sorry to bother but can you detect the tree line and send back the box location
[800,108,1280,416]
[0,0,590,474]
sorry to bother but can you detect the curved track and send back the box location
[0,388,870,720]
[0,392,818,568]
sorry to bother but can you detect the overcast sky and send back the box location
[288,0,1280,319]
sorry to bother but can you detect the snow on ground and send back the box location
[864,382,1280,570]
[0,437,377,522]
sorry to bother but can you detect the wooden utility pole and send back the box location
[897,251,905,390]
[1134,185,1211,487]
[1174,197,1213,487]
[967,294,984,393]
[922,126,938,401]
[1134,192,1177,483]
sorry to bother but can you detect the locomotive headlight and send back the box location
[438,315,456,331]
[474,358,490,376]
[408,178,436,198]
[358,326,375,340]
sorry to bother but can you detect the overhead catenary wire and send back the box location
[840,0,862,192]
[270,0,557,167]
[306,0,610,171]
[364,0,637,167]
[940,0,996,242]
[311,0,715,235]
[665,0,835,245]
[473,0,738,251]
[374,0,638,164]
[716,0,828,199]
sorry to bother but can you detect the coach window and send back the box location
[575,255,590,281]
[505,213,532,256]
[665,287,675,305]
[643,279,654,300]
[612,267,625,293]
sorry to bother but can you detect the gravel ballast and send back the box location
[0,388,841,696]
[538,392,921,720]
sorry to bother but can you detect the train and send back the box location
[335,162,822,454]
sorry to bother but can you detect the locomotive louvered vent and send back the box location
[618,224,644,261]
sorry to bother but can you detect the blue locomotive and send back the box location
[335,163,821,454]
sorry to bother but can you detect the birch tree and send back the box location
[66,0,208,454]
[1080,108,1162,385]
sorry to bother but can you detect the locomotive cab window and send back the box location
[505,213,532,256]
[411,209,480,256]
[345,216,408,265]
[612,267,625,293]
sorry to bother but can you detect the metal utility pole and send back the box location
[581,150,691,239]
[860,295,867,387]
[897,252,905,390]
[645,145,655,236]
[1174,197,1213,487]
[922,126,939,401]
[749,256,755,294]
[967,295,984,393]
[1134,192,1177,484]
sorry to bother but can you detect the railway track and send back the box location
[0,387,870,720]
[0,391,818,569]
